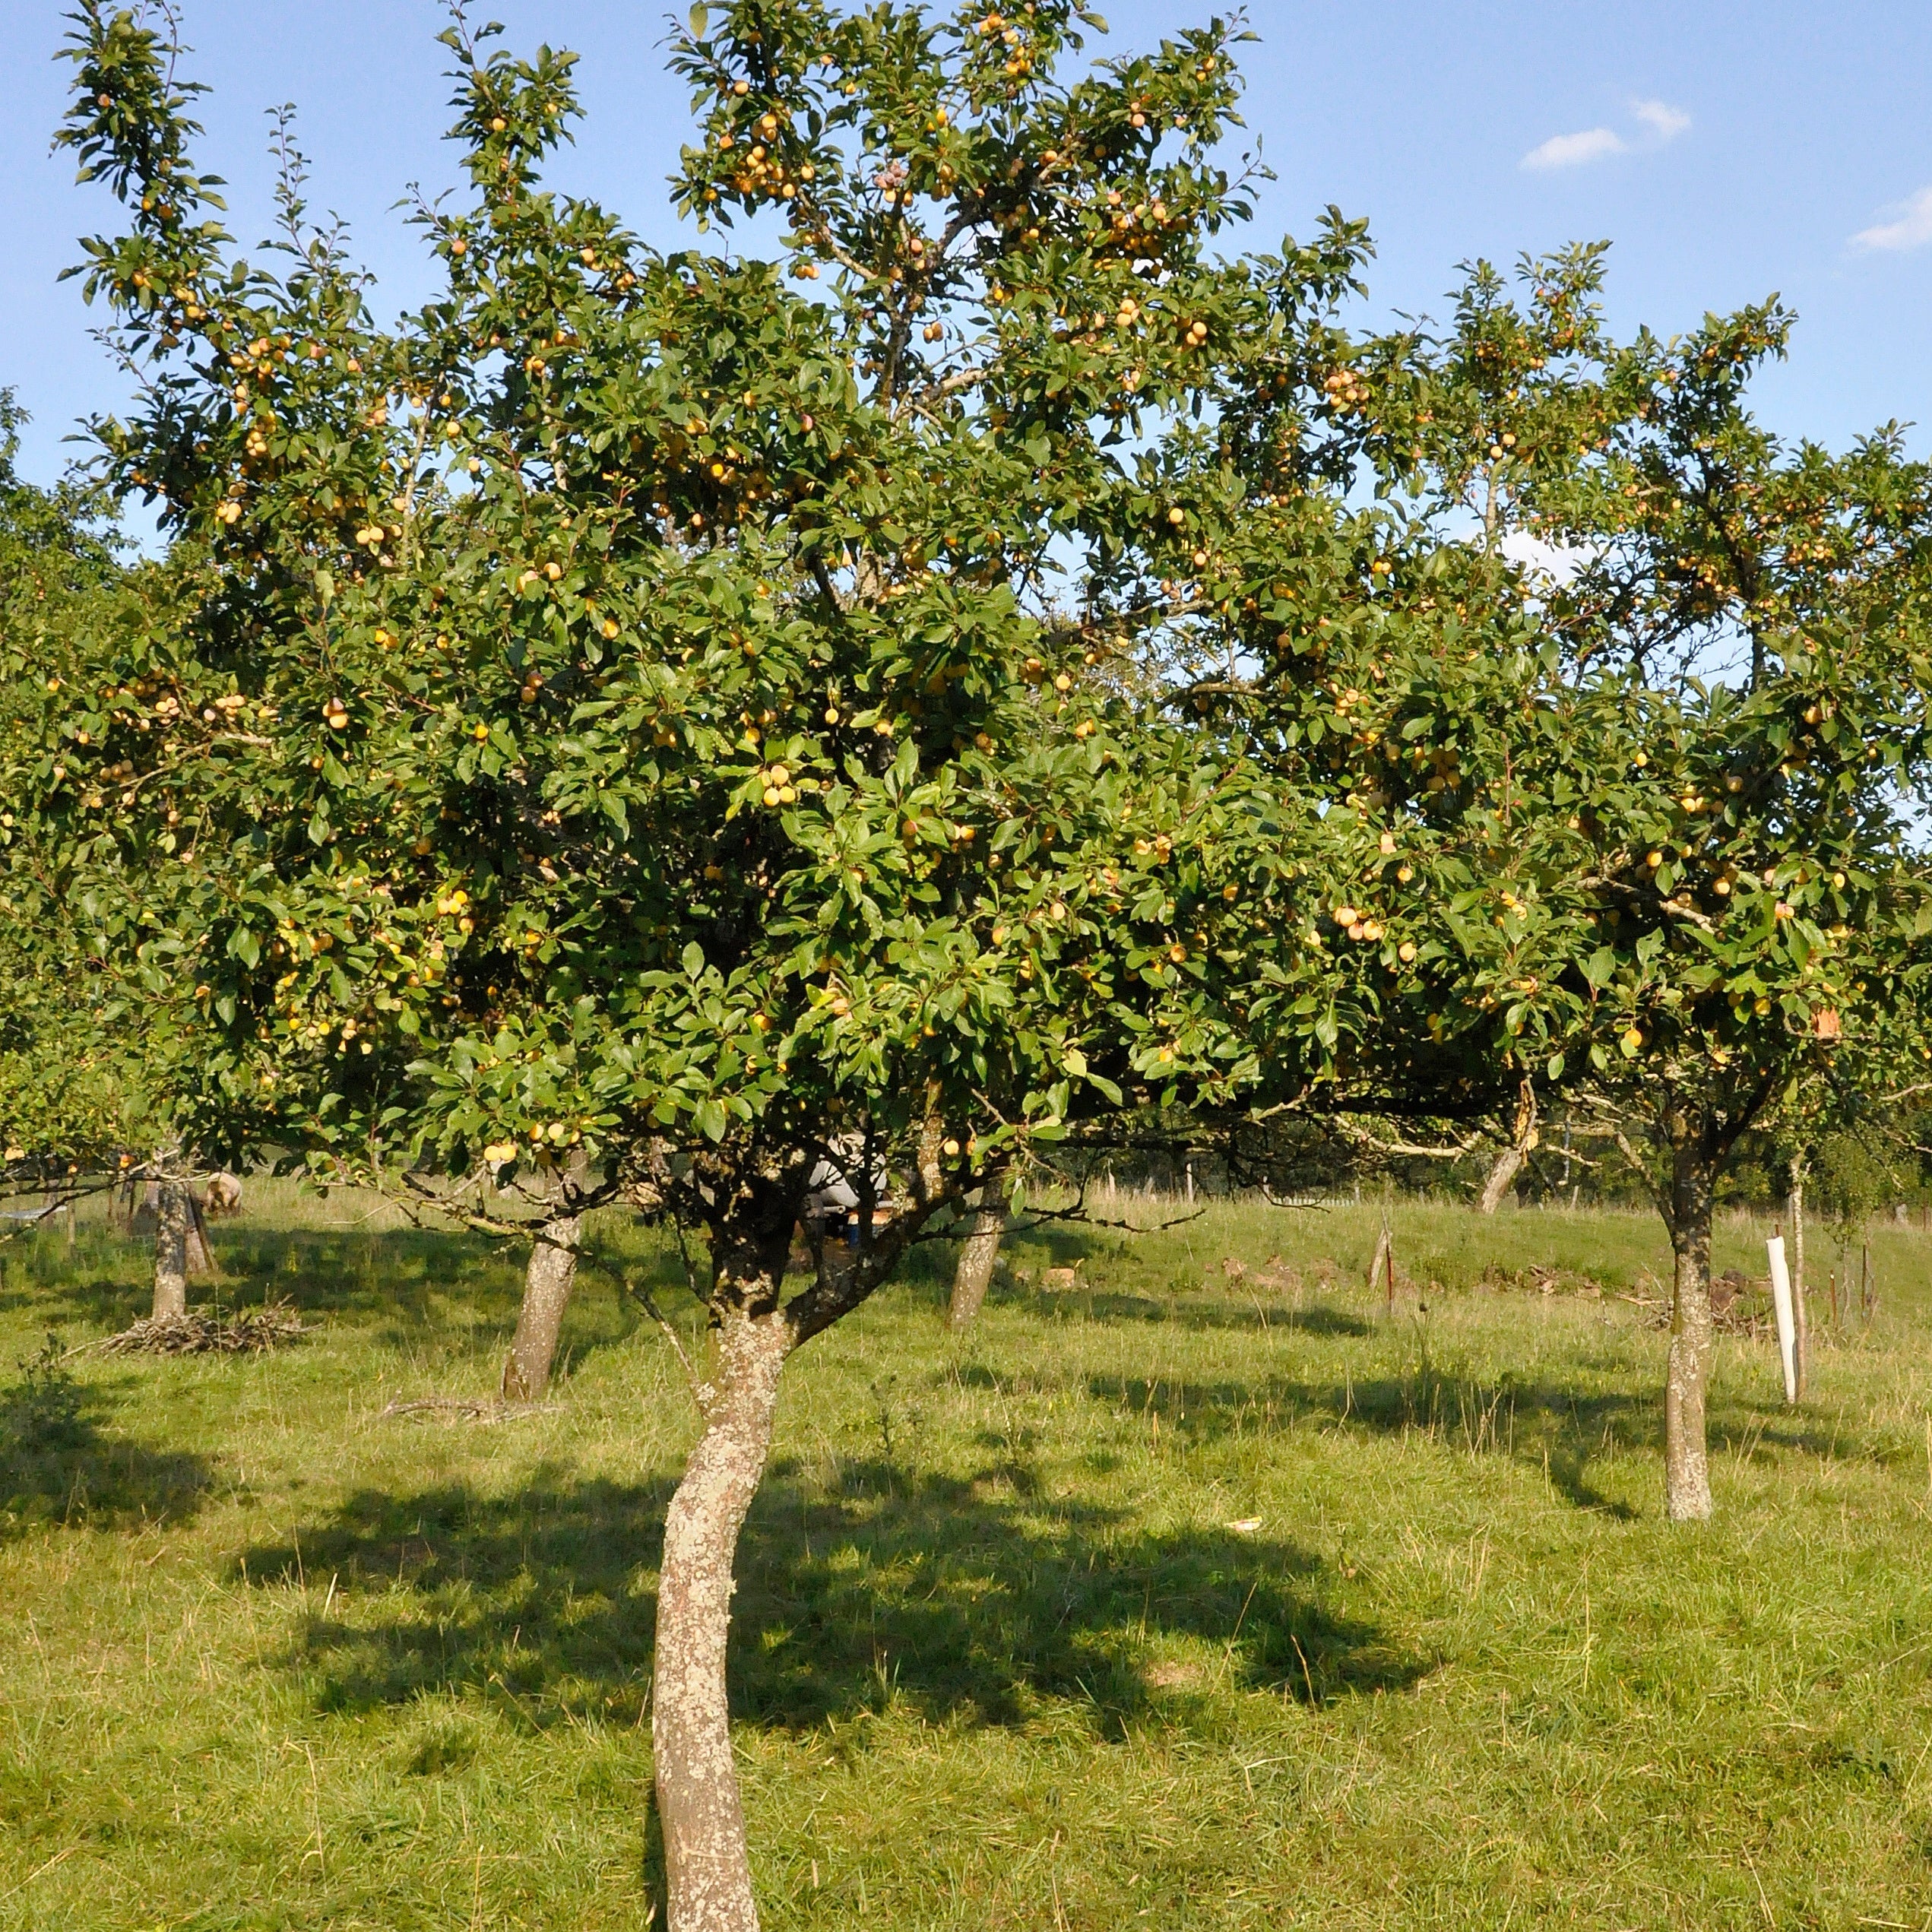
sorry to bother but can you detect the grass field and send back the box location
[3,1186,1932,1929]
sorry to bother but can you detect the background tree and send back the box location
[0,392,155,1261]
[1381,256,1932,1519]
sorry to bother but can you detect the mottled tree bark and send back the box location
[153,1180,189,1320]
[946,1169,1006,1330]
[654,1227,795,1932]
[501,1209,583,1400]
[1664,1124,1715,1522]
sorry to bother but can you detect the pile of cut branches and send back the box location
[95,1303,306,1356]
[1480,1263,1607,1300]
[1623,1269,1774,1337]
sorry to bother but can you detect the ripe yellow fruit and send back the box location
[1334,905,1358,926]
[472,723,489,742]
[1167,507,1186,526]
[1398,940,1417,963]
[1623,1026,1643,1051]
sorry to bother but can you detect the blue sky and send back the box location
[2,1,1929,487]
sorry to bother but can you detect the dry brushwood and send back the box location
[377,1396,553,1423]
[1480,1263,1606,1300]
[1620,1268,1775,1338]
[94,1303,306,1356]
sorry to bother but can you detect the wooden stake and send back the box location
[1367,1221,1392,1306]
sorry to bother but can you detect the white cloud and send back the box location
[1632,99,1691,142]
[1522,100,1691,173]
[1851,185,1932,252]
[1522,126,1626,171]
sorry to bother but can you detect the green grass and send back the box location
[3,1186,1932,1927]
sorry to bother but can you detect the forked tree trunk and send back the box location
[1664,1131,1715,1522]
[501,1208,583,1401]
[947,1170,1007,1330]
[656,1303,792,1932]
[153,1180,189,1319]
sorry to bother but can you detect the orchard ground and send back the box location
[2,1188,1931,1928]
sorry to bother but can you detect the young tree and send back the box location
[1379,257,1932,1519]
[48,5,1399,1921]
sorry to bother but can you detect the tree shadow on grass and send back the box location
[1025,1287,1376,1337]
[1088,1364,1651,1519]
[2,1222,654,1376]
[0,1224,505,1337]
[239,1456,1428,1737]
[0,1350,213,1538]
